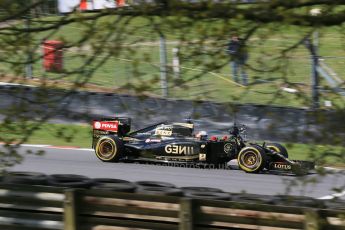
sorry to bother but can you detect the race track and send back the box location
[6,145,345,200]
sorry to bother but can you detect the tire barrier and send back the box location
[47,174,94,188]
[1,171,345,210]
[324,200,345,210]
[0,182,344,230]
[231,193,276,205]
[274,195,326,208]
[136,187,184,196]
[91,178,136,192]
[184,191,231,200]
[180,186,224,193]
[3,171,48,185]
[135,181,176,188]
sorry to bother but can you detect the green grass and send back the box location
[29,124,92,148]
[7,123,344,167]
[3,123,93,148]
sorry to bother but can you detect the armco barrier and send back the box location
[0,183,345,230]
[1,85,344,144]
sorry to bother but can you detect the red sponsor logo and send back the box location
[93,121,118,132]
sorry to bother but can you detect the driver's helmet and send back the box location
[196,130,208,140]
[230,126,240,136]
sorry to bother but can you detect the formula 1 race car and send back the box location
[92,117,315,175]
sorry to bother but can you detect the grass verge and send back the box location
[1,16,344,108]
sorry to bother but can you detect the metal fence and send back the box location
[2,39,343,107]
[1,1,345,108]
[0,183,345,230]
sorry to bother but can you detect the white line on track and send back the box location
[0,82,36,88]
[1,143,93,151]
[321,166,345,173]
[20,144,51,148]
[318,190,345,200]
[46,147,94,151]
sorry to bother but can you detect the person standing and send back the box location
[227,34,248,85]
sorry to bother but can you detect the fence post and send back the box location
[64,189,79,230]
[159,33,168,98]
[172,48,180,79]
[304,209,324,230]
[25,1,33,79]
[179,198,196,230]
[305,38,319,109]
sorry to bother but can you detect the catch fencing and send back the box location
[0,183,345,230]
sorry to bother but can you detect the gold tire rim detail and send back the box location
[243,152,257,166]
[240,149,262,170]
[98,139,116,160]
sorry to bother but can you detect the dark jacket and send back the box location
[227,38,248,61]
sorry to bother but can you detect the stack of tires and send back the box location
[1,171,345,210]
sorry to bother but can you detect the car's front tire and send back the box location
[95,136,124,162]
[238,146,266,173]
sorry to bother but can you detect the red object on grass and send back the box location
[80,0,88,10]
[116,0,126,7]
[43,40,63,72]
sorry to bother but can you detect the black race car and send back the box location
[92,117,314,174]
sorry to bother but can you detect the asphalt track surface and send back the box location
[5,145,345,200]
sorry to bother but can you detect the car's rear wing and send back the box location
[92,117,131,148]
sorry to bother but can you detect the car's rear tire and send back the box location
[238,146,266,173]
[95,136,124,162]
[266,143,288,158]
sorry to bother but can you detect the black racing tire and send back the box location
[136,187,183,196]
[91,178,136,193]
[231,193,275,205]
[93,178,132,185]
[184,191,231,200]
[324,200,345,210]
[266,143,288,158]
[135,181,176,188]
[237,146,267,173]
[273,195,325,208]
[180,187,224,193]
[47,174,94,188]
[95,136,124,162]
[3,171,48,185]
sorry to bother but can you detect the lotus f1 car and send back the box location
[92,117,315,175]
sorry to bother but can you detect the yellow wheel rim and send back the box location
[96,138,117,161]
[243,152,257,166]
[238,147,263,172]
